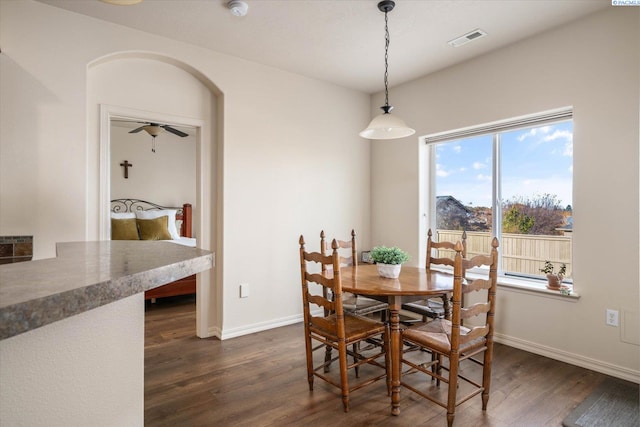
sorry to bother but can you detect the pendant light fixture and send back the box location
[360,0,415,140]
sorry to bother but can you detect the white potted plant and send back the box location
[540,260,566,290]
[370,246,410,279]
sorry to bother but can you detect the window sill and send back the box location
[429,266,580,301]
[473,272,579,301]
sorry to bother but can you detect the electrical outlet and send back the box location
[240,283,250,298]
[606,309,619,327]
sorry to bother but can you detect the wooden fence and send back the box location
[436,230,572,278]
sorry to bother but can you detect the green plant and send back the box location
[540,260,566,277]
[370,246,410,265]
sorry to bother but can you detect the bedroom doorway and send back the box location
[99,104,214,339]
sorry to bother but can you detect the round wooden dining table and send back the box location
[339,263,455,416]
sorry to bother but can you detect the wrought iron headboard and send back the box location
[110,198,192,238]
[110,198,182,215]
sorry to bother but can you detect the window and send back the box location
[427,109,573,286]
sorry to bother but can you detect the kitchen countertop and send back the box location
[0,241,213,340]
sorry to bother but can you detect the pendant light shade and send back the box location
[360,1,415,140]
[359,110,415,139]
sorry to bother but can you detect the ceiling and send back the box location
[36,0,608,94]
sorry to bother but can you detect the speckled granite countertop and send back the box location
[0,241,213,340]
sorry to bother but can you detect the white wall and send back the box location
[110,126,196,206]
[371,7,639,381]
[0,1,371,336]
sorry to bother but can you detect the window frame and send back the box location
[424,108,574,290]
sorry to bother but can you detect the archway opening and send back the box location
[88,53,222,339]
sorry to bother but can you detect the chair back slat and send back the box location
[429,257,455,268]
[308,294,335,312]
[461,302,490,319]
[463,254,493,270]
[463,278,492,293]
[305,272,335,288]
[304,251,333,265]
[334,239,354,249]
[459,325,490,344]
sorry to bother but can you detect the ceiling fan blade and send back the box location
[129,125,147,134]
[162,125,188,137]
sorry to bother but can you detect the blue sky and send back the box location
[435,121,573,209]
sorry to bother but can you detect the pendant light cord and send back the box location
[383,9,390,108]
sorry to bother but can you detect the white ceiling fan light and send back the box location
[142,125,162,137]
[227,0,249,17]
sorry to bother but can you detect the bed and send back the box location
[110,198,196,301]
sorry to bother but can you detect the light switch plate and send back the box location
[240,283,250,298]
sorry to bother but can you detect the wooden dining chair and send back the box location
[320,229,389,374]
[299,235,390,412]
[402,229,467,322]
[401,237,499,427]
[320,230,389,319]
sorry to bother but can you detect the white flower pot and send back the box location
[377,263,402,279]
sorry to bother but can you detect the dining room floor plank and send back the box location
[145,297,611,426]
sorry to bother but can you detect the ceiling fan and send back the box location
[113,120,189,153]
[128,122,189,138]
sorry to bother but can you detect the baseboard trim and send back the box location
[494,332,640,384]
[216,314,304,340]
[202,326,221,340]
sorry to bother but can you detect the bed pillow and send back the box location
[135,209,180,239]
[111,218,140,240]
[137,216,172,241]
[111,212,136,219]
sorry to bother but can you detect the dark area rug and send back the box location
[563,377,639,427]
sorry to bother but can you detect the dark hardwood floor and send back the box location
[145,297,609,426]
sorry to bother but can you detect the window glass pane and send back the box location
[431,117,573,286]
[500,121,573,280]
[435,135,492,261]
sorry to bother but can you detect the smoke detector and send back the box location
[228,1,249,17]
[447,29,487,48]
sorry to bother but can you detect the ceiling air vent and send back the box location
[447,29,487,48]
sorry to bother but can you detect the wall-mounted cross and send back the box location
[120,160,133,179]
